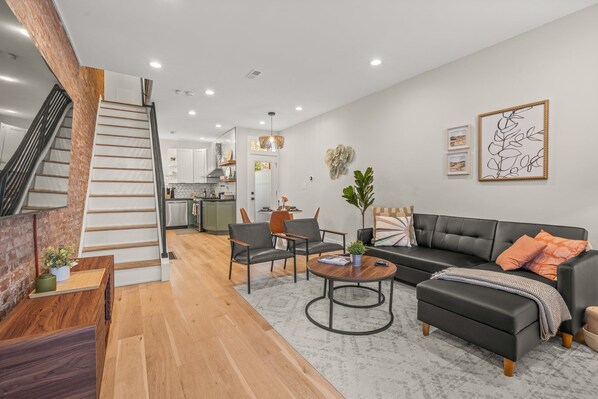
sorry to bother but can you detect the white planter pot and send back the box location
[50,266,70,282]
[350,254,362,266]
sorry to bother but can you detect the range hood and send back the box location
[206,143,224,179]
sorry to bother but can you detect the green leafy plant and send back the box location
[42,245,75,269]
[347,240,366,255]
[342,167,375,228]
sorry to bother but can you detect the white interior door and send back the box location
[247,155,278,222]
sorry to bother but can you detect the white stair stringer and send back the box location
[79,100,169,287]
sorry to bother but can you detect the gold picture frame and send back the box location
[478,100,549,181]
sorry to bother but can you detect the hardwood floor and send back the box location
[100,230,343,399]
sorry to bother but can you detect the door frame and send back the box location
[247,136,279,222]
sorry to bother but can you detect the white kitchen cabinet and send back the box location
[193,148,207,183]
[175,148,194,183]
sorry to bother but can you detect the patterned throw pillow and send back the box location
[373,206,418,246]
[373,215,412,247]
[524,230,588,280]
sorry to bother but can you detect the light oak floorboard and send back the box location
[101,231,343,399]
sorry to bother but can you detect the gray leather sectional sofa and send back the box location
[358,214,598,376]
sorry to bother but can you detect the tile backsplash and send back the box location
[167,182,236,199]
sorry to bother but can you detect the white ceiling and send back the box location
[53,0,597,141]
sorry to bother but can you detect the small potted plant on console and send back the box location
[347,240,366,266]
[43,244,75,282]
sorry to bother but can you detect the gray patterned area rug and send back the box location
[234,274,598,399]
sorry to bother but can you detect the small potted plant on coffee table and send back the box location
[42,244,75,282]
[347,240,366,267]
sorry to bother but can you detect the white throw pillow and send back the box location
[373,215,412,247]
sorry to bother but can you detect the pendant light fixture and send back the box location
[259,111,284,150]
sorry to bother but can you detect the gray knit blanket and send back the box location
[431,268,571,340]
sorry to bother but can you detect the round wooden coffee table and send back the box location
[305,255,397,335]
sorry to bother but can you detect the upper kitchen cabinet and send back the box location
[176,149,194,183]
[193,149,207,183]
[164,147,208,183]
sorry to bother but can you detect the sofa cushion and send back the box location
[413,214,438,248]
[473,262,557,288]
[491,221,588,261]
[365,246,486,274]
[431,216,497,261]
[524,230,588,281]
[417,279,539,334]
[495,235,547,271]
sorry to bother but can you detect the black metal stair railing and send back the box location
[0,84,71,216]
[149,102,168,258]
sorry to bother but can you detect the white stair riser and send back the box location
[115,266,161,287]
[33,176,69,191]
[101,102,147,113]
[92,169,154,181]
[54,138,71,150]
[84,228,158,247]
[94,146,151,158]
[27,192,68,207]
[98,116,149,129]
[42,162,69,176]
[48,149,70,162]
[99,107,148,121]
[93,156,152,169]
[82,245,160,263]
[89,196,156,210]
[86,211,157,228]
[58,127,72,138]
[96,134,149,148]
[62,118,72,128]
[90,181,154,195]
[98,125,149,138]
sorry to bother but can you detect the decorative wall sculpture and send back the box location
[478,100,549,181]
[325,144,355,180]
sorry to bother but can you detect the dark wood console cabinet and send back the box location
[0,256,114,398]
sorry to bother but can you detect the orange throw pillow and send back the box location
[524,230,588,280]
[496,235,547,271]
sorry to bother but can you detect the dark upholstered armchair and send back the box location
[228,223,299,294]
[283,218,346,280]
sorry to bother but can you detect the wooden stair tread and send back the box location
[96,143,151,149]
[37,173,68,179]
[98,123,149,131]
[45,160,69,165]
[95,154,151,160]
[50,147,70,152]
[101,100,150,108]
[89,193,154,198]
[29,189,67,194]
[100,106,148,115]
[99,114,149,122]
[55,136,72,140]
[22,206,53,210]
[93,166,152,171]
[97,133,149,140]
[82,240,159,252]
[87,208,155,214]
[115,259,161,270]
[85,224,157,232]
[91,179,153,183]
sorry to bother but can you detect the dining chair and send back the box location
[240,207,252,223]
[269,210,293,234]
[314,207,320,219]
[283,218,346,280]
[228,223,300,294]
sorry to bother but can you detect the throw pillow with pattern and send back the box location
[373,215,412,247]
[524,230,588,280]
[373,206,417,246]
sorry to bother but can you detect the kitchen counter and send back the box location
[166,197,194,201]
[201,200,236,234]
[198,198,236,202]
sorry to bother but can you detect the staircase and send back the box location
[79,100,167,286]
[21,107,73,212]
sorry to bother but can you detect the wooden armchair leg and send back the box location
[503,358,515,377]
[422,323,430,336]
[562,333,573,349]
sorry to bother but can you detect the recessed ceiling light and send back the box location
[259,121,265,125]
[200,137,205,140]
[17,27,29,37]
[1,109,17,114]
[0,75,18,83]
[369,58,382,66]
[188,110,196,115]
[215,124,222,128]
[149,61,162,69]
[204,89,215,96]
[295,106,303,111]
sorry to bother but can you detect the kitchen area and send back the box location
[162,128,237,234]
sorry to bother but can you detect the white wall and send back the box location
[104,70,142,105]
[279,5,598,242]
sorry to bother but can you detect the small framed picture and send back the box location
[447,150,470,176]
[447,125,471,150]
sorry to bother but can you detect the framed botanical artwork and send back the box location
[447,125,470,150]
[478,100,548,181]
[447,150,470,176]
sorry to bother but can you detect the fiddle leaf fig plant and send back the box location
[342,167,374,229]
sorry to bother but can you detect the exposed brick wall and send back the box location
[0,1,104,319]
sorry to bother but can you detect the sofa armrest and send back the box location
[357,228,373,246]
[557,250,598,335]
